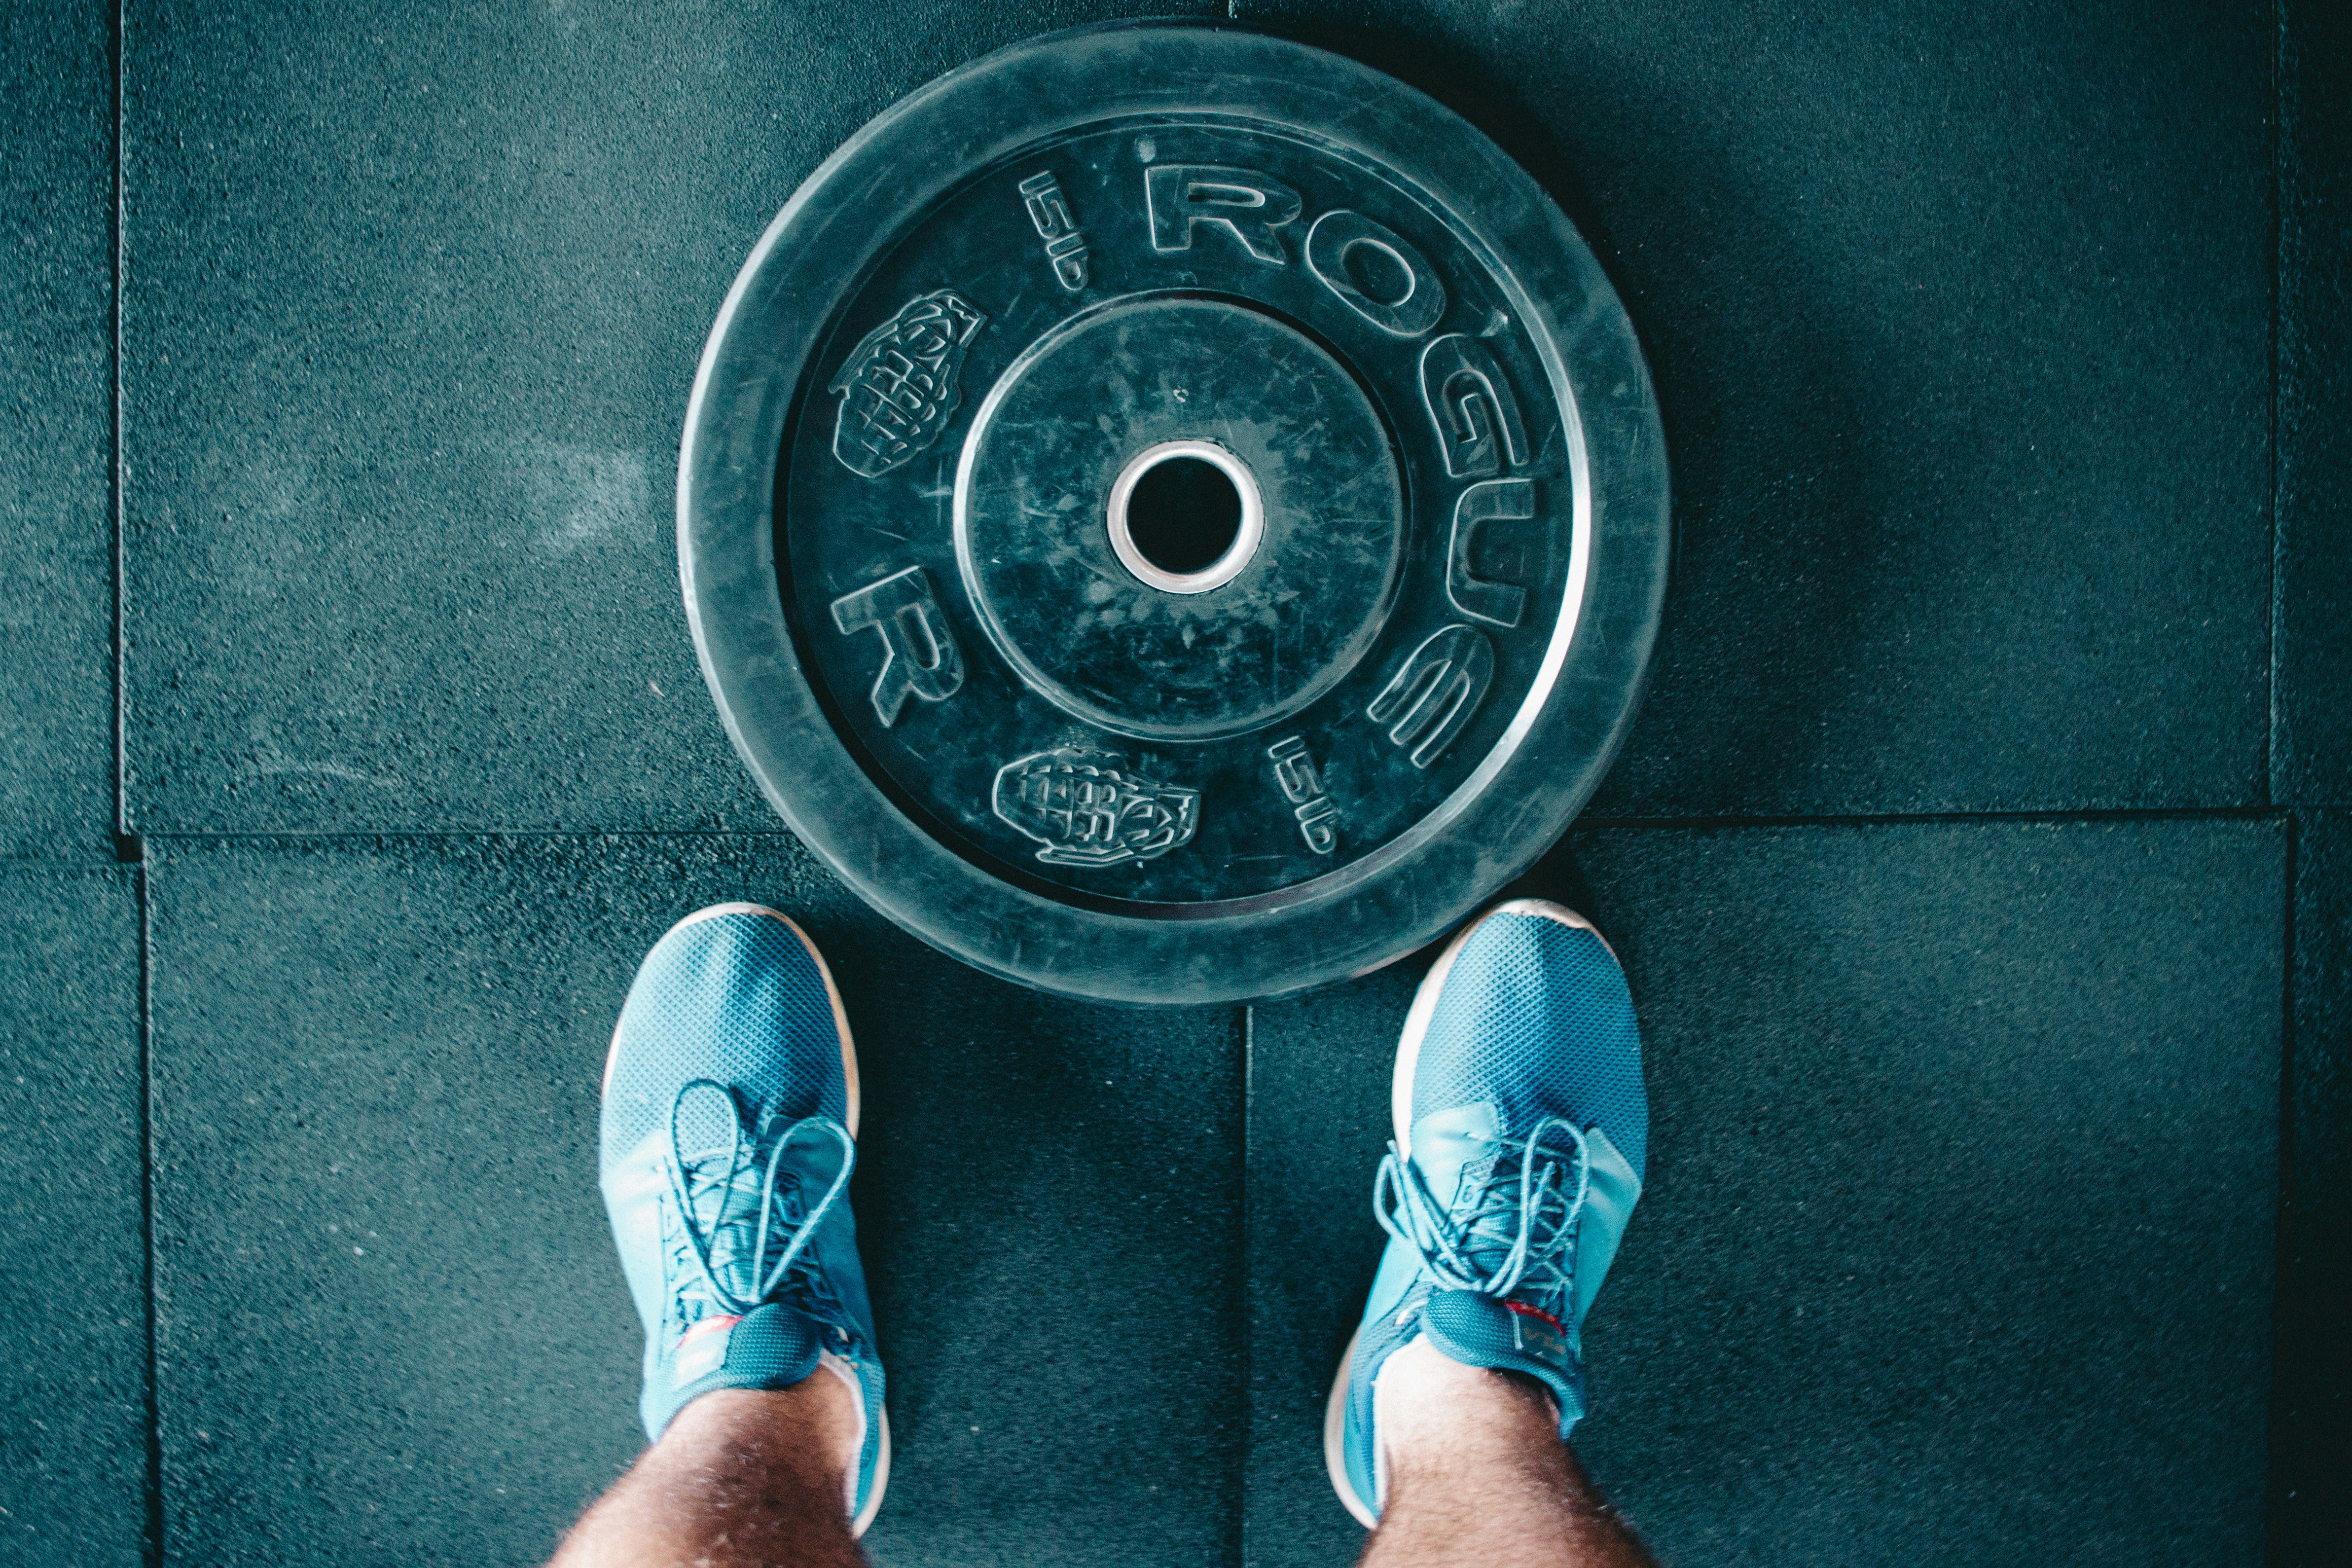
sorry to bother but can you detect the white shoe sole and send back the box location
[1323,1321,1378,1528]
[853,1407,891,1537]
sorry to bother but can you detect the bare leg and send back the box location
[1361,1339,1654,1568]
[548,1377,866,1568]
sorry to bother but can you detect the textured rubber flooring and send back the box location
[0,0,2343,1565]
[1248,822,2284,1568]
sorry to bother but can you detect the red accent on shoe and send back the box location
[677,1314,742,1347]
[1502,1300,1565,1334]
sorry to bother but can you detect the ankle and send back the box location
[551,1379,868,1568]
[1375,1336,1565,1480]
[663,1373,862,1493]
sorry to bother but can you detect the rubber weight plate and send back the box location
[680,22,1669,1005]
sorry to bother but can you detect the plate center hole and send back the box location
[1126,456,1243,575]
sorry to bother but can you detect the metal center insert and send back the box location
[1106,439,1265,594]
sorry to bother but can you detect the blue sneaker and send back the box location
[1324,898,1648,1527]
[599,903,888,1534]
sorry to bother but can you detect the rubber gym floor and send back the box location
[3,3,2345,1565]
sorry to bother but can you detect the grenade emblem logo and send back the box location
[828,290,988,479]
[992,747,1200,869]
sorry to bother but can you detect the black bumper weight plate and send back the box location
[680,22,1669,1005]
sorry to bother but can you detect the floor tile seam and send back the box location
[2265,804,2298,1549]
[134,858,164,1568]
[0,852,143,874]
[2268,0,2286,809]
[1233,1001,1253,1568]
[109,0,127,853]
[129,828,804,847]
[120,805,2291,849]
[1576,805,2290,830]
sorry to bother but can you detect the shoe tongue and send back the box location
[719,1197,799,1287]
[1408,1102,1554,1279]
[1418,1290,1588,1435]
[683,1145,819,1302]
[1408,1101,1503,1211]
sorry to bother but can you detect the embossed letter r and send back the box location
[829,566,966,727]
[1146,165,1303,265]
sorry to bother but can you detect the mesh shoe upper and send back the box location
[601,908,853,1168]
[1329,902,1648,1527]
[1407,909,1647,1182]
[599,906,885,1531]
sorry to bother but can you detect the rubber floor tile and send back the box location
[120,0,1217,839]
[1241,0,2273,816]
[145,833,1243,1568]
[2273,810,2352,1565]
[2,6,115,859]
[1244,818,2282,1568]
[2277,0,2352,808]
[0,866,146,1567]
